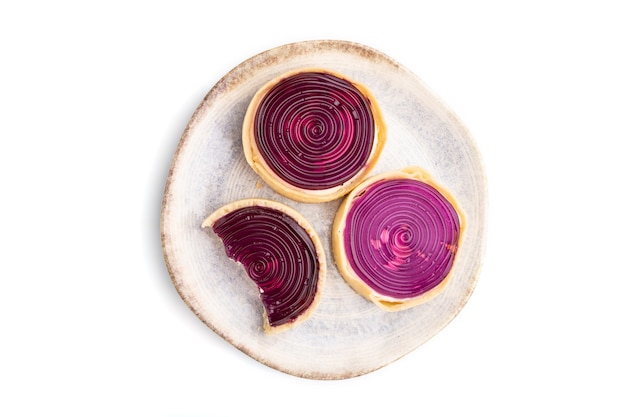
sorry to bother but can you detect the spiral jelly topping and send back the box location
[342,177,461,301]
[254,71,376,190]
[210,204,321,328]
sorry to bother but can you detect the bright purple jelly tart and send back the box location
[202,199,326,333]
[332,167,466,311]
[242,68,387,203]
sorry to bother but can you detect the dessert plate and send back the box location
[161,40,487,379]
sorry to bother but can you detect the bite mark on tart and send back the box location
[203,199,326,333]
[242,68,387,203]
[332,167,466,311]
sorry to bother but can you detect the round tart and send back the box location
[332,167,466,311]
[242,68,387,203]
[202,199,326,333]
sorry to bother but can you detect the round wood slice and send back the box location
[161,40,487,379]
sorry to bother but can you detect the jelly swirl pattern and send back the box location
[206,201,323,330]
[333,168,464,310]
[253,71,376,190]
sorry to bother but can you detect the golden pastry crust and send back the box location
[332,167,466,311]
[203,198,326,333]
[242,68,387,203]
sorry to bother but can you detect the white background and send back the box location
[1,1,624,416]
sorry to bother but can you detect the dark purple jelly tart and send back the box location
[242,68,386,203]
[202,199,326,333]
[332,167,465,311]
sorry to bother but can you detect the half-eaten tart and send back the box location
[242,68,387,203]
[332,167,466,311]
[202,199,326,333]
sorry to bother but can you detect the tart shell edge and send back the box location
[203,198,327,333]
[242,68,387,203]
[332,167,466,311]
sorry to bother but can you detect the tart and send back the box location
[202,199,326,333]
[242,68,387,203]
[332,167,465,311]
